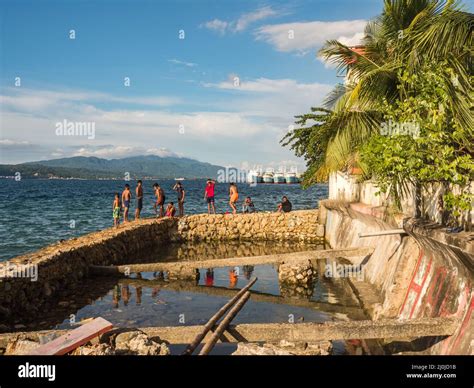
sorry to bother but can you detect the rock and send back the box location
[5,336,40,355]
[114,330,170,355]
[71,343,115,355]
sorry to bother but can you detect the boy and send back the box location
[229,183,239,214]
[173,182,185,216]
[122,184,132,222]
[135,180,143,220]
[112,193,121,228]
[204,179,216,214]
[153,183,166,217]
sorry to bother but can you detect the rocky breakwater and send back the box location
[177,210,324,242]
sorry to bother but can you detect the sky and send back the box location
[0,0,384,170]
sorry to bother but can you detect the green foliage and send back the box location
[282,0,473,223]
[361,63,474,215]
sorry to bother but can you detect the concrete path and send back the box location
[0,317,457,348]
[90,247,374,275]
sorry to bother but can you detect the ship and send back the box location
[262,171,274,184]
[247,170,263,184]
[284,172,299,184]
[273,172,286,184]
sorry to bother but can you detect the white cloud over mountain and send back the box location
[0,76,331,166]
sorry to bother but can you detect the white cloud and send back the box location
[203,77,331,94]
[234,6,279,32]
[168,59,198,67]
[71,145,181,159]
[0,88,181,111]
[0,79,331,167]
[254,19,366,54]
[202,19,229,35]
[0,139,30,146]
[202,6,280,34]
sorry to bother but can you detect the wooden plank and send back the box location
[29,317,113,355]
[90,247,374,275]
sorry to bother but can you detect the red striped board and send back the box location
[29,317,113,355]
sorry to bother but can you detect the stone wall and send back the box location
[0,219,175,325]
[177,210,323,242]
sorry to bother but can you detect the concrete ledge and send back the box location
[90,247,374,276]
[0,318,457,349]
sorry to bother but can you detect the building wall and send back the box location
[329,172,473,226]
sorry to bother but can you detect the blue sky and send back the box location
[0,0,384,169]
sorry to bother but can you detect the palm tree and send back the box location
[283,0,473,182]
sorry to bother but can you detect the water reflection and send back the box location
[7,240,366,357]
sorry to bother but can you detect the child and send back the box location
[135,180,143,220]
[173,182,185,217]
[153,183,166,218]
[122,184,132,222]
[165,202,176,217]
[229,182,239,214]
[277,196,292,213]
[112,193,121,228]
[242,196,255,213]
[204,179,216,214]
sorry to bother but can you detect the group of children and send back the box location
[204,179,256,215]
[112,179,292,227]
[112,180,182,227]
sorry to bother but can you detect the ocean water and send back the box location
[0,179,328,261]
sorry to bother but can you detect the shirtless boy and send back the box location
[153,183,165,217]
[122,184,132,222]
[229,182,239,214]
[135,180,143,220]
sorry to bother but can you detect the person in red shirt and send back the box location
[204,179,216,214]
[205,268,214,287]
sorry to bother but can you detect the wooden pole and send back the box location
[182,278,257,355]
[358,229,406,237]
[198,291,251,356]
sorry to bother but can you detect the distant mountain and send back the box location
[0,155,224,179]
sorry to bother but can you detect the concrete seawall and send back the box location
[0,210,323,326]
[322,200,473,355]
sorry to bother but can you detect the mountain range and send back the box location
[0,155,224,179]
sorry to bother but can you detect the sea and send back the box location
[0,179,328,261]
